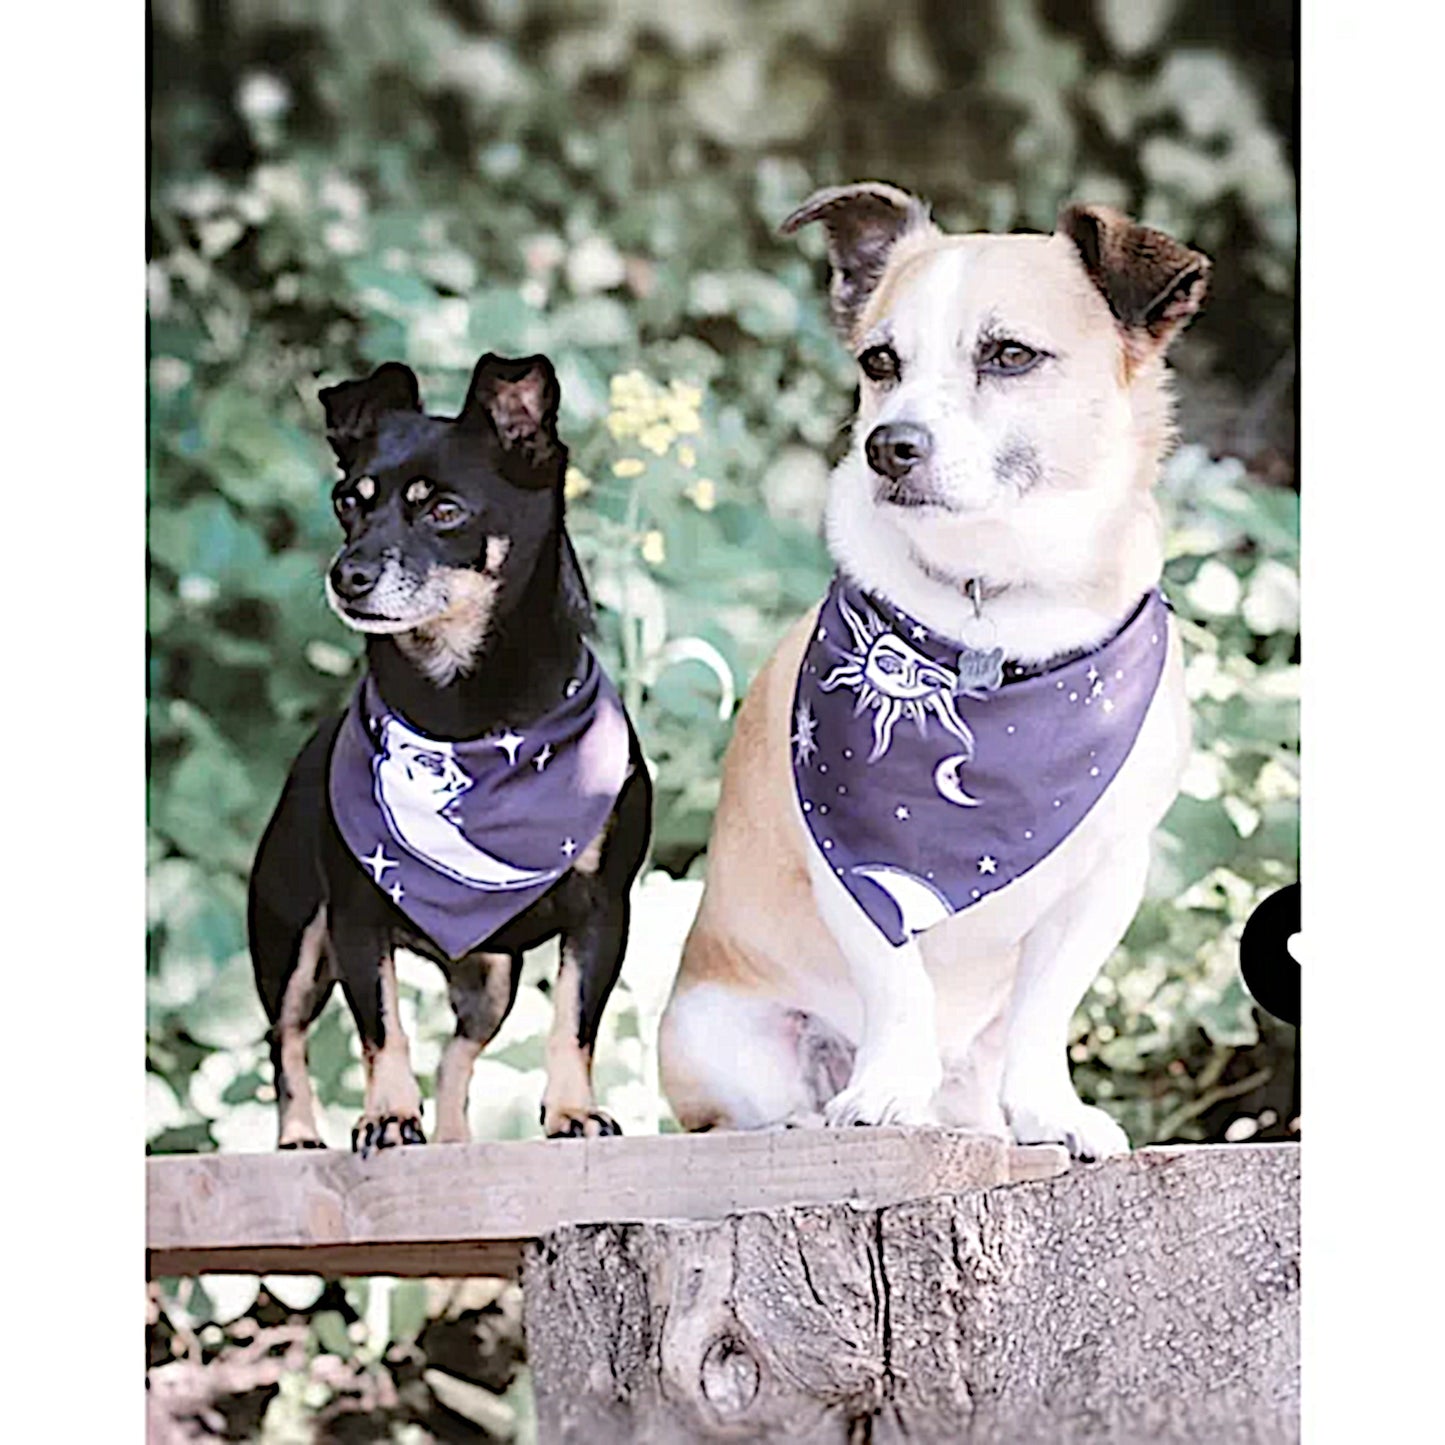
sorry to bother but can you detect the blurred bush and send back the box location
[147,1,1296,1437]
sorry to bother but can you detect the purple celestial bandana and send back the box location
[328,647,630,960]
[792,577,1171,948]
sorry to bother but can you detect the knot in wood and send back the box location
[699,1332,760,1417]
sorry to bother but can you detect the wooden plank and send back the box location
[147,1128,1067,1279]
[149,1239,527,1280]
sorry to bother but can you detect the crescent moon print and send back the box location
[933,754,982,807]
[852,864,954,938]
[819,593,975,762]
[373,715,562,891]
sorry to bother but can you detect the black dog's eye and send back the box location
[978,339,1044,377]
[333,491,359,521]
[858,346,901,384]
[427,499,466,529]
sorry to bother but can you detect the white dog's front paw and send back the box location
[824,1057,940,1128]
[825,1080,938,1127]
[1004,1095,1130,1161]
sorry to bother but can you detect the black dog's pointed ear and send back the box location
[780,182,937,343]
[1058,204,1211,357]
[462,353,563,484]
[318,362,422,468]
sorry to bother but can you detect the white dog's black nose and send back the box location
[865,422,934,481]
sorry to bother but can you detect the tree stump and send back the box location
[521,1143,1299,1443]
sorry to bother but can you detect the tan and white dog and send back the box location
[659,184,1210,1159]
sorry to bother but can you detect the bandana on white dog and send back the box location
[792,577,1170,947]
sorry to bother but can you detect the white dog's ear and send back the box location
[781,183,936,342]
[1058,204,1211,357]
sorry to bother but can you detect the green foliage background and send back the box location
[147,1,1297,1438]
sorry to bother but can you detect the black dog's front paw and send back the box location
[542,1107,622,1140]
[352,1113,426,1157]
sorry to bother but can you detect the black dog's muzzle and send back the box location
[330,551,383,602]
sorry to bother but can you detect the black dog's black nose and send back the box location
[865,422,934,481]
[331,555,381,601]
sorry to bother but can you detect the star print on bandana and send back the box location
[793,576,1170,947]
[493,729,525,766]
[330,646,631,960]
[792,701,820,767]
[362,844,398,884]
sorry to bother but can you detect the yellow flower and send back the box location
[606,372,706,474]
[641,529,666,565]
[638,422,674,456]
[687,478,717,512]
[665,404,701,436]
[564,466,592,500]
[610,370,649,404]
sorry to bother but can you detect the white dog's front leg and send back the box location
[809,852,941,1126]
[1000,839,1151,1160]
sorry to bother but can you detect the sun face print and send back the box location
[819,593,976,762]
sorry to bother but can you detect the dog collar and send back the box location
[997,594,1166,682]
[328,646,631,960]
[791,575,1171,947]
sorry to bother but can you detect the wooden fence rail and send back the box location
[147,1127,1066,1279]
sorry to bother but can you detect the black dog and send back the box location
[248,353,651,1154]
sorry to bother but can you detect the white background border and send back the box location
[1301,2,1444,1435]
[3,2,141,1430]
[6,2,1443,1436]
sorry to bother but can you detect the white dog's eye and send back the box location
[978,339,1043,377]
[858,345,900,384]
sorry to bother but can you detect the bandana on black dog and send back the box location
[792,577,1170,947]
[329,647,630,959]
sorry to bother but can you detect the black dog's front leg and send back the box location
[542,898,629,1138]
[331,916,426,1156]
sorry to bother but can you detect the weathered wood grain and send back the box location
[147,1128,1064,1278]
[521,1143,1300,1444]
